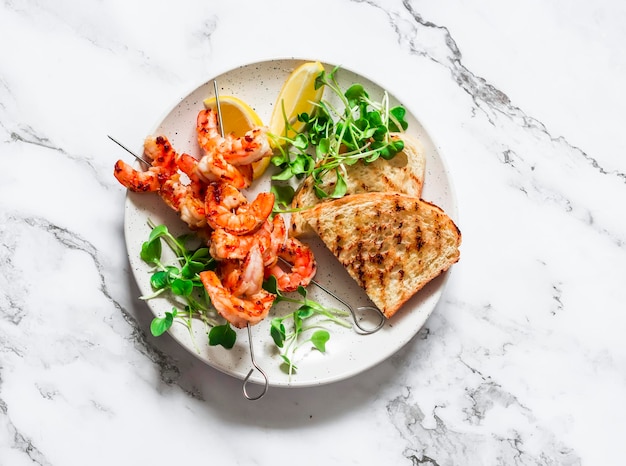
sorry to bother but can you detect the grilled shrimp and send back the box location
[113,160,161,192]
[196,108,271,166]
[210,221,271,262]
[205,182,274,235]
[219,244,265,297]
[264,214,286,267]
[113,135,178,192]
[200,269,275,328]
[209,214,286,266]
[159,175,207,230]
[196,108,223,152]
[196,150,253,189]
[266,237,317,292]
[176,153,204,187]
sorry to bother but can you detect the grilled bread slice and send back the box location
[301,192,461,318]
[290,132,426,237]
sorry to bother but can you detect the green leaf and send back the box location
[367,110,383,127]
[379,146,394,160]
[343,156,361,166]
[208,323,236,349]
[140,238,162,264]
[262,275,282,296]
[181,260,205,278]
[354,117,369,132]
[279,355,297,374]
[271,184,296,208]
[150,271,170,290]
[270,151,288,167]
[364,152,381,164]
[293,133,309,150]
[165,265,179,276]
[345,83,367,107]
[314,184,329,199]
[271,165,295,181]
[171,278,193,296]
[296,305,315,320]
[150,309,177,337]
[270,318,286,347]
[372,125,387,141]
[311,330,330,352]
[362,127,378,139]
[293,311,303,334]
[148,224,169,242]
[314,72,326,90]
[392,139,405,153]
[389,106,408,131]
[316,137,330,158]
[290,153,311,176]
[191,247,210,261]
[330,172,347,198]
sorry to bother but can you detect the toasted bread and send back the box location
[301,193,461,318]
[290,132,426,237]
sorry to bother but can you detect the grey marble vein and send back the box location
[387,387,581,465]
[0,392,52,466]
[354,0,625,251]
[0,214,183,387]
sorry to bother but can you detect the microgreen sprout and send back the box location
[263,275,351,376]
[270,66,409,198]
[270,183,296,213]
[139,220,225,346]
[139,222,350,364]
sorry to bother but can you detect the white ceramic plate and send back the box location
[124,59,457,388]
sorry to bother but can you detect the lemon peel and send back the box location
[269,61,325,144]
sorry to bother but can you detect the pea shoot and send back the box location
[139,221,222,345]
[270,65,409,199]
[139,222,351,368]
[263,276,351,376]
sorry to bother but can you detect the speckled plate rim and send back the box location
[123,58,458,388]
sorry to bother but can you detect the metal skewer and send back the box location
[277,257,385,334]
[108,89,271,401]
[311,280,385,334]
[108,135,150,167]
[213,80,270,401]
[242,323,269,400]
[213,80,225,138]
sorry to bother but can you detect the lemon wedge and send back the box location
[269,61,325,144]
[203,95,269,179]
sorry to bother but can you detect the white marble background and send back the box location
[1,0,625,465]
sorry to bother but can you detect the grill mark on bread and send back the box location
[302,192,461,318]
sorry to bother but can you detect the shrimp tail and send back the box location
[200,270,275,328]
[266,237,317,292]
[205,182,274,235]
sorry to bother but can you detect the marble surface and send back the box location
[1,0,625,464]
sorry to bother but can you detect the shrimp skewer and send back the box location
[112,136,213,236]
[266,237,317,292]
[200,269,275,329]
[196,150,254,189]
[205,181,274,235]
[113,135,178,192]
[159,175,208,231]
[197,108,272,165]
[196,109,261,189]
[113,160,161,192]
[219,244,265,297]
[209,214,286,267]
